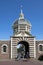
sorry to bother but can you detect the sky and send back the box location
[0,0,43,40]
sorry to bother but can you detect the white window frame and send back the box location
[38,44,43,53]
[1,44,8,54]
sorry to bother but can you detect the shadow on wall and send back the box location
[38,55,43,61]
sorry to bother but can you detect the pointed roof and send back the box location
[13,7,31,28]
[19,6,24,20]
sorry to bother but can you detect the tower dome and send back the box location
[12,9,32,36]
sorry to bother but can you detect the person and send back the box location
[16,44,25,60]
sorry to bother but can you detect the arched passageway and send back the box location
[17,41,30,58]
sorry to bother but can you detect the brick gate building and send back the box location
[0,9,43,59]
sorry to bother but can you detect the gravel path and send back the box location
[0,59,43,65]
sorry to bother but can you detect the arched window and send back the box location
[1,44,8,54]
[39,45,42,51]
[3,46,7,52]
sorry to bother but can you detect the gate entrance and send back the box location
[16,41,30,59]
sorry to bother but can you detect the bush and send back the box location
[38,55,43,61]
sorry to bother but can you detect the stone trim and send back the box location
[10,36,35,38]
[34,38,36,58]
[38,44,43,53]
[11,37,12,59]
[1,44,8,54]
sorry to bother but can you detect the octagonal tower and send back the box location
[12,9,32,37]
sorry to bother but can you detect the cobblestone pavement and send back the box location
[0,59,43,65]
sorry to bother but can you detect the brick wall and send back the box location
[0,40,11,59]
[36,41,43,59]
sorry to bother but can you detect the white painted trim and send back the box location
[26,26,27,31]
[38,44,43,53]
[34,38,36,58]
[11,37,12,59]
[38,44,43,46]
[29,46,34,47]
[1,44,8,54]
[1,44,8,47]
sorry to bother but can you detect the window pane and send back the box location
[39,45,42,51]
[3,46,6,52]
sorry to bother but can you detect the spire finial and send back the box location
[19,5,24,20]
[21,5,23,14]
[21,5,23,9]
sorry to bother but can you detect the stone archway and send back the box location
[17,41,30,58]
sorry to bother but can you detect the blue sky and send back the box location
[0,0,43,40]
